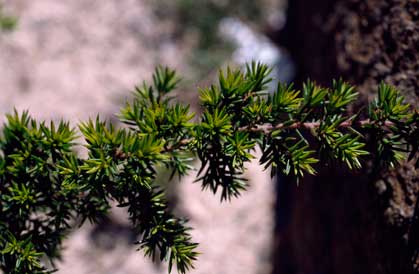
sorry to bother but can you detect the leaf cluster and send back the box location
[0,5,17,31]
[0,62,417,273]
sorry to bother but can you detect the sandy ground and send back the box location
[0,1,275,274]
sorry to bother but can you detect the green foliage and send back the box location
[152,0,277,77]
[0,6,17,31]
[0,62,417,273]
[367,82,416,169]
[0,111,78,273]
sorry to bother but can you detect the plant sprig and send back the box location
[0,61,417,274]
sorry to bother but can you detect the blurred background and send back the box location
[0,0,418,274]
[0,1,284,274]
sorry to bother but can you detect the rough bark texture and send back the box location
[272,0,419,273]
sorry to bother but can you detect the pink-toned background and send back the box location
[0,1,275,273]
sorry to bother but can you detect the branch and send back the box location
[160,119,395,154]
[240,119,394,134]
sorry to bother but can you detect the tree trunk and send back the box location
[272,1,419,273]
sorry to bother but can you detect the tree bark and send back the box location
[272,1,419,273]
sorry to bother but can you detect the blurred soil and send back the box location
[0,1,274,274]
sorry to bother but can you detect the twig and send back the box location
[116,119,394,157]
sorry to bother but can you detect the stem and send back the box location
[116,119,394,157]
[238,119,394,134]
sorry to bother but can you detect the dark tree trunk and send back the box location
[272,1,419,273]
